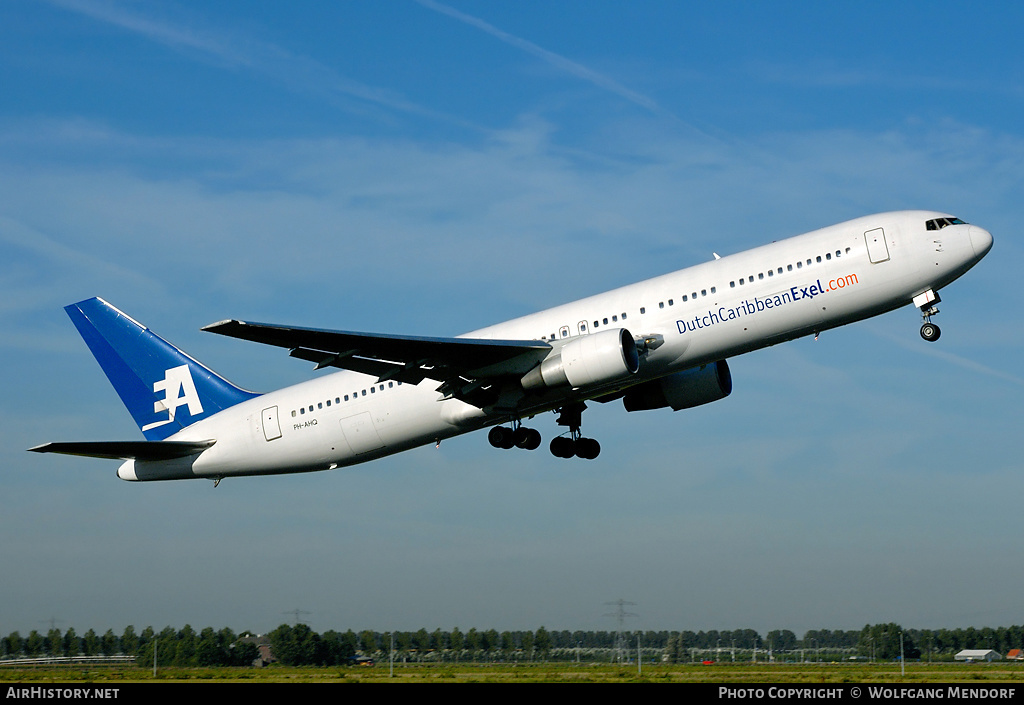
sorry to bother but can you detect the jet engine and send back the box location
[521,328,640,391]
[622,360,732,412]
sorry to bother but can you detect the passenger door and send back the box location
[865,228,890,263]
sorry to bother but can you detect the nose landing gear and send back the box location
[914,289,942,342]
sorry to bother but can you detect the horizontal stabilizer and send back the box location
[28,440,215,461]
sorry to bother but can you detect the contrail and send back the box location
[45,0,475,127]
[45,0,252,66]
[871,326,1024,386]
[415,0,664,114]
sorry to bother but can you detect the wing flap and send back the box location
[288,347,434,384]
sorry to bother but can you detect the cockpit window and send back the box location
[926,217,967,231]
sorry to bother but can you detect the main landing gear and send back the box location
[486,402,602,460]
[549,403,601,460]
[914,289,942,342]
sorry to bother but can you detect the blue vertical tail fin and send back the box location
[65,298,260,440]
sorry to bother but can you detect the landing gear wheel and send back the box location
[513,427,541,450]
[575,437,601,460]
[549,436,600,460]
[550,436,575,458]
[488,426,514,449]
[920,322,941,342]
[490,425,541,450]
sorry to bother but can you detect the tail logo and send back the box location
[141,365,204,432]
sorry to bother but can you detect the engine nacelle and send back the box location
[521,328,640,391]
[622,360,732,412]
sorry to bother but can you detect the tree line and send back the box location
[0,626,259,667]
[3,622,1022,666]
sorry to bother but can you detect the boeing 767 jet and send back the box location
[31,210,993,482]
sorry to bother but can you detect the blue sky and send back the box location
[2,1,1022,640]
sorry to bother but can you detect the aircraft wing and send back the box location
[202,319,552,405]
[29,440,216,461]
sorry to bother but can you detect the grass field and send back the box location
[2,661,1023,683]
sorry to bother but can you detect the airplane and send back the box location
[30,210,993,483]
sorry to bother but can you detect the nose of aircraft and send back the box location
[969,226,994,259]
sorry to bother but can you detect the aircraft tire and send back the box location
[488,426,515,449]
[920,323,941,342]
[514,427,541,450]
[550,436,575,458]
[575,437,601,460]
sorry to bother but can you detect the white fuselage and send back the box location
[121,210,992,480]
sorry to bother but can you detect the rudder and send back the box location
[65,298,259,440]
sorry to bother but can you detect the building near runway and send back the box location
[954,649,1002,662]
